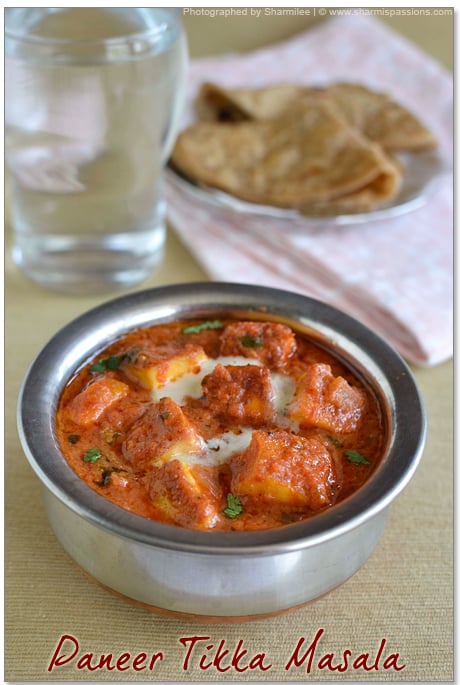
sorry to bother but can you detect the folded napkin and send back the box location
[166,15,453,366]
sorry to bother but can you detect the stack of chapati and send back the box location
[170,82,438,215]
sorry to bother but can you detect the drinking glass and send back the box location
[5,8,188,294]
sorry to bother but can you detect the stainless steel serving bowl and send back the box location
[17,282,426,621]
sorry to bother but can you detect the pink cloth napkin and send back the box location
[166,15,453,366]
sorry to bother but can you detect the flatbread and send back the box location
[196,81,315,122]
[300,161,402,215]
[326,82,438,151]
[172,98,401,210]
[196,81,438,152]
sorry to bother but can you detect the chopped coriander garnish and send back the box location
[223,493,243,519]
[95,466,125,487]
[89,355,124,374]
[101,428,122,444]
[327,434,342,448]
[84,448,103,463]
[239,335,262,348]
[345,450,370,465]
[160,411,171,421]
[125,346,145,362]
[182,320,224,334]
[96,467,113,487]
[67,434,80,444]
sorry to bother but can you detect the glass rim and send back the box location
[4,8,181,47]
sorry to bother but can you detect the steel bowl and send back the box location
[17,282,426,621]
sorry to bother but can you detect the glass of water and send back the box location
[5,8,187,294]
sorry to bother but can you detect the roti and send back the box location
[196,81,316,122]
[196,81,437,152]
[326,82,438,151]
[172,97,402,210]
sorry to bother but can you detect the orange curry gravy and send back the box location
[56,319,385,531]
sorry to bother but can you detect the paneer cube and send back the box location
[288,363,367,434]
[65,377,130,427]
[220,321,297,368]
[231,430,338,510]
[122,344,208,394]
[149,460,220,529]
[122,397,204,468]
[202,364,275,426]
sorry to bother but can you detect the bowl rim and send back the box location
[17,282,426,556]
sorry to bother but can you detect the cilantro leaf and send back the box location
[125,346,145,362]
[89,355,124,374]
[345,450,370,465]
[84,448,103,463]
[223,493,243,519]
[67,434,80,444]
[96,467,113,487]
[182,320,224,334]
[326,434,342,448]
[239,335,262,348]
[95,466,126,487]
